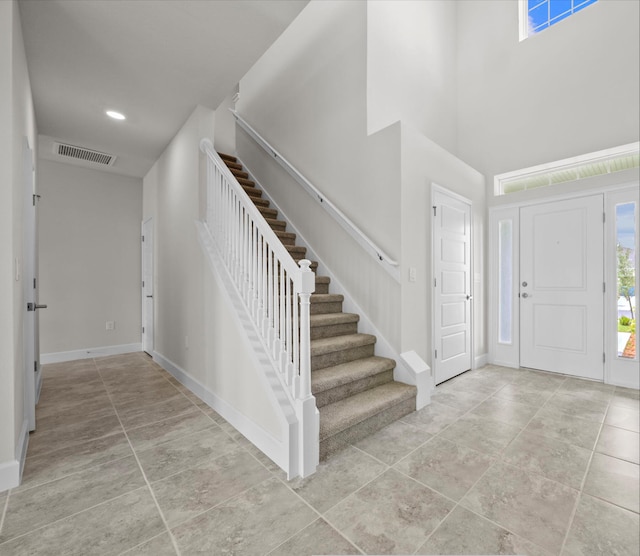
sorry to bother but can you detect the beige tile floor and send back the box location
[0,353,638,555]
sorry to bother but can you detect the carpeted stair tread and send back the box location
[310,333,375,356]
[224,160,243,171]
[275,231,297,245]
[231,168,249,179]
[252,197,270,208]
[218,152,237,163]
[258,206,279,219]
[312,356,395,393]
[287,245,307,256]
[319,382,417,441]
[243,185,262,198]
[310,312,358,328]
[310,293,343,304]
[237,177,256,187]
[265,217,286,231]
[314,275,330,294]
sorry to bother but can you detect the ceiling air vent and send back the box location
[53,142,116,166]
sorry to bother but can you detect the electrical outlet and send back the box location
[105,321,115,331]
[409,267,417,282]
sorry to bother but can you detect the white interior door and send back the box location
[22,138,38,430]
[433,187,472,384]
[142,218,154,355]
[520,195,604,380]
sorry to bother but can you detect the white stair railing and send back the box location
[230,110,401,283]
[200,138,319,478]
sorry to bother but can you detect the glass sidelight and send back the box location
[616,202,637,360]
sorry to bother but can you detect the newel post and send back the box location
[297,259,315,399]
[297,259,318,477]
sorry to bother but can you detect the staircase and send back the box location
[219,153,417,460]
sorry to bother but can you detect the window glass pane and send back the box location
[498,220,513,344]
[524,0,597,38]
[550,0,572,19]
[529,1,549,31]
[616,202,636,360]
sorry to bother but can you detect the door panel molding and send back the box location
[432,184,473,384]
[520,195,604,379]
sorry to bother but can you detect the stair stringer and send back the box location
[241,161,431,409]
[195,220,304,479]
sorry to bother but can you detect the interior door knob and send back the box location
[522,292,529,298]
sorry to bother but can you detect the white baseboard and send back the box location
[474,353,489,369]
[41,343,142,364]
[0,420,29,493]
[152,350,292,475]
[17,419,29,481]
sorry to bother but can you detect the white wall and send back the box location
[237,0,487,369]
[400,124,486,364]
[143,105,282,440]
[0,0,37,491]
[457,0,640,184]
[238,0,403,349]
[38,160,143,356]
[213,86,239,158]
[367,0,458,154]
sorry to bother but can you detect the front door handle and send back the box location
[27,303,48,311]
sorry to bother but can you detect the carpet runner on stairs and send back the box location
[218,152,417,460]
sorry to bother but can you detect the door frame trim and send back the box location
[431,183,474,385]
[141,217,154,356]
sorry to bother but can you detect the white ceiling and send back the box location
[19,0,309,177]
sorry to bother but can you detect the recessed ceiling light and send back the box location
[106,110,126,120]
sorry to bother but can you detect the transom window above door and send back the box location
[519,0,598,40]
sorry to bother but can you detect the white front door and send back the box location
[520,195,604,380]
[433,187,473,384]
[142,218,154,355]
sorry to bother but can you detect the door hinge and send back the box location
[32,194,40,206]
[34,361,37,373]
[435,349,438,359]
[603,352,606,364]
[433,206,437,216]
[434,278,437,287]
[142,280,145,288]
[33,278,36,289]
[603,212,606,223]
[142,326,145,334]
[142,235,145,242]
[603,282,606,293]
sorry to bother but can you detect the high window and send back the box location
[520,0,598,40]
[494,143,640,196]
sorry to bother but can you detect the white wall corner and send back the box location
[400,350,431,410]
[474,353,489,369]
[41,343,142,364]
